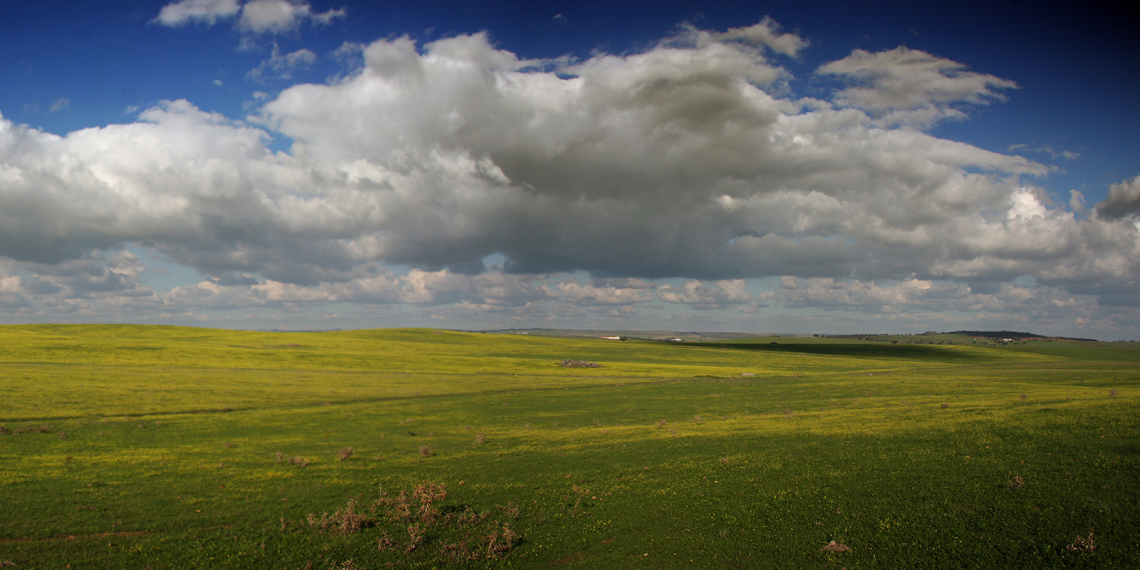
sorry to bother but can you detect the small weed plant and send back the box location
[276,452,310,467]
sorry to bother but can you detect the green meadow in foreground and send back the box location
[0,325,1137,569]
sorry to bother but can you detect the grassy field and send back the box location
[0,326,1137,569]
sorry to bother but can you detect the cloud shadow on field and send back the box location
[672,340,982,361]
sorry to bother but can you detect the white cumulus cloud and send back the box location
[153,0,242,27]
[658,280,751,309]
[1,19,1138,334]
[1096,174,1140,220]
[154,0,344,34]
[247,45,318,81]
[673,16,809,57]
[239,0,344,34]
[818,46,1019,127]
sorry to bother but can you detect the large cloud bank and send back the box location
[0,19,1137,333]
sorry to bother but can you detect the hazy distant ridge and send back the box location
[950,330,1098,342]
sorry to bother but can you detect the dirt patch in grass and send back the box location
[821,540,851,552]
[560,360,601,368]
[551,551,587,565]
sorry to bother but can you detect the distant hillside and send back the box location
[489,329,769,341]
[489,328,1102,343]
[833,330,1101,343]
[951,330,1098,342]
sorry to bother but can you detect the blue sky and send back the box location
[0,0,1138,338]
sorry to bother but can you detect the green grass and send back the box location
[1,325,1137,568]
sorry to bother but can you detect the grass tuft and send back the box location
[307,481,521,561]
[1067,527,1096,553]
[307,498,373,535]
[565,485,591,518]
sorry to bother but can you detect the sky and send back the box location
[0,0,1138,339]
